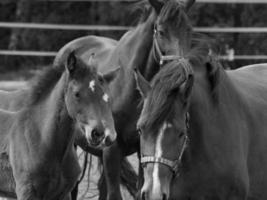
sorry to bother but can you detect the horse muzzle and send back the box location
[141,186,168,200]
[80,123,117,148]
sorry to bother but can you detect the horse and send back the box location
[0,51,119,200]
[134,20,267,200]
[0,0,196,198]
[52,0,196,199]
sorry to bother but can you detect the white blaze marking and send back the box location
[102,93,109,102]
[89,80,96,92]
[152,122,170,195]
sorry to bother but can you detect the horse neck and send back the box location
[121,12,156,72]
[187,65,244,164]
[111,12,157,110]
[29,73,75,161]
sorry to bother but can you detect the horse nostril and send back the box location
[91,129,104,140]
[104,136,112,146]
[162,193,167,200]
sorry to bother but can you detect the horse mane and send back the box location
[191,33,224,102]
[158,0,192,31]
[205,56,223,103]
[28,64,65,106]
[190,32,223,103]
[137,0,224,129]
[130,0,153,25]
[140,42,223,129]
[28,57,96,106]
[139,59,189,130]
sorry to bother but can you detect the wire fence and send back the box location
[1,22,267,33]
[1,0,267,60]
[2,0,267,3]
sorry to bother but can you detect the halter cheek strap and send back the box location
[141,135,188,175]
[153,28,183,66]
[141,156,179,174]
[140,113,190,176]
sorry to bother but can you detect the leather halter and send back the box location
[153,27,183,66]
[141,26,190,176]
[140,112,190,176]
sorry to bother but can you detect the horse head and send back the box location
[149,0,195,66]
[64,51,119,148]
[134,59,194,200]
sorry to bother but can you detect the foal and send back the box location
[0,52,118,200]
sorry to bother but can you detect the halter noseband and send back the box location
[140,112,190,176]
[153,27,183,66]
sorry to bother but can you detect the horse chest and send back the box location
[31,158,80,199]
[48,152,81,199]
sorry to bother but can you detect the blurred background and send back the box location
[0,1,267,199]
[0,0,267,79]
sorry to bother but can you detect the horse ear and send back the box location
[184,0,195,11]
[149,0,165,14]
[180,74,194,102]
[102,67,120,84]
[88,53,98,68]
[134,68,151,98]
[66,51,77,74]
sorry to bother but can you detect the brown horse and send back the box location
[0,51,118,199]
[0,0,196,198]
[52,1,196,199]
[135,29,267,200]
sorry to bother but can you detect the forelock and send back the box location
[158,0,191,30]
[139,60,190,130]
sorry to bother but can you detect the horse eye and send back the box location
[179,132,185,138]
[158,30,164,36]
[137,128,142,135]
[98,76,105,85]
[74,91,80,99]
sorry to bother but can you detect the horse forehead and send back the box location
[87,79,110,103]
[159,122,173,133]
[88,79,96,92]
[102,93,109,103]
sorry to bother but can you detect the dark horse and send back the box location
[134,23,267,200]
[52,0,195,199]
[0,0,195,198]
[0,52,118,199]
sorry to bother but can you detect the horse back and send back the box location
[54,35,118,74]
[227,63,267,131]
[0,89,29,111]
[227,63,267,104]
[227,63,267,198]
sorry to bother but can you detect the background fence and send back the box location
[0,0,267,74]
